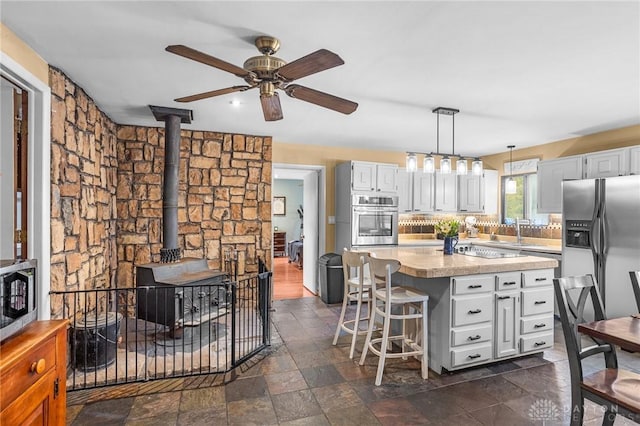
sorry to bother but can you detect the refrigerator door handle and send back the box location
[589,181,601,285]
[599,180,608,305]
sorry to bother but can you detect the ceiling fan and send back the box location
[166,36,359,121]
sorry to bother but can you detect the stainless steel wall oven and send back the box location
[351,195,398,246]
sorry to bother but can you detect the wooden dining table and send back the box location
[578,315,640,352]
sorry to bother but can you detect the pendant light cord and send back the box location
[452,114,455,156]
[436,111,440,154]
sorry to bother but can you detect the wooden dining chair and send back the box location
[554,275,640,426]
[629,271,640,312]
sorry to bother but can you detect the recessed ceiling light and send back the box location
[229,99,241,107]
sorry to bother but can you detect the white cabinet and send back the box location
[536,156,583,213]
[414,173,435,212]
[584,148,627,178]
[351,161,397,193]
[458,173,483,212]
[629,146,640,175]
[434,171,457,212]
[397,170,435,213]
[495,292,518,358]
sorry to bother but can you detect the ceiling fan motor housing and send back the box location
[243,56,287,80]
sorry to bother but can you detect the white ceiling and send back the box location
[2,1,638,157]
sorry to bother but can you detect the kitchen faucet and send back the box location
[516,218,530,244]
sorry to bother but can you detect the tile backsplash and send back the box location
[399,214,563,240]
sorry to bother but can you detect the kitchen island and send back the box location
[369,246,558,374]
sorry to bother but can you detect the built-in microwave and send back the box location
[0,259,37,342]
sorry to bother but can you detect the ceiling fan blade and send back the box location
[284,84,358,115]
[277,49,344,81]
[174,85,253,103]
[260,92,283,121]
[166,45,249,78]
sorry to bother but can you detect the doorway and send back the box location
[272,164,326,300]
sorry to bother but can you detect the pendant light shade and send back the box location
[440,156,451,174]
[505,145,517,194]
[423,154,435,173]
[472,159,483,176]
[406,152,418,172]
[456,158,467,175]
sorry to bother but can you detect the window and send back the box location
[502,173,548,225]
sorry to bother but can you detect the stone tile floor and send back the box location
[68,296,639,425]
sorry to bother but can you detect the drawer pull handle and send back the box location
[504,281,517,286]
[467,335,482,341]
[534,341,547,347]
[30,359,46,375]
[468,353,482,359]
[534,323,547,328]
[468,309,482,314]
[468,285,482,289]
[498,296,511,300]
[534,277,547,282]
[534,300,547,305]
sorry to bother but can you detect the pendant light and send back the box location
[505,145,517,194]
[406,152,417,172]
[404,107,482,175]
[472,158,483,176]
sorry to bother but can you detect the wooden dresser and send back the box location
[273,231,286,257]
[0,320,69,426]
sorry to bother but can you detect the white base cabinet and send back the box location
[399,268,555,374]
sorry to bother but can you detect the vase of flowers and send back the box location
[435,219,459,255]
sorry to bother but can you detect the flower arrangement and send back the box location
[435,218,460,238]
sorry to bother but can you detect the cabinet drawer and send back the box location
[521,315,554,334]
[0,335,57,409]
[496,272,521,291]
[522,269,554,288]
[452,275,494,295]
[520,332,553,353]
[452,295,492,327]
[522,288,554,316]
[451,324,492,347]
[451,343,492,367]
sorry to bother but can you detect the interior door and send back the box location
[302,170,319,293]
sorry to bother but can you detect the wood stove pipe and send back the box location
[149,105,193,263]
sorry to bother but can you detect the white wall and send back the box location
[0,81,15,259]
[272,179,304,243]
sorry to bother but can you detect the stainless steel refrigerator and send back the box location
[562,175,640,318]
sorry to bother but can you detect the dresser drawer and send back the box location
[451,343,492,367]
[521,288,554,316]
[451,324,492,347]
[520,332,553,353]
[522,269,554,288]
[496,272,521,291]
[0,335,57,409]
[452,295,492,327]
[452,275,494,295]
[521,315,554,334]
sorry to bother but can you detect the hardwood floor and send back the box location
[272,257,315,300]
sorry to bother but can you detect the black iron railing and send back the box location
[50,271,271,391]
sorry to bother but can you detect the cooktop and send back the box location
[459,248,526,259]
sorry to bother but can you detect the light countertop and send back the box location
[368,246,558,279]
[398,236,561,255]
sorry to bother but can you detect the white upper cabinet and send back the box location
[584,148,627,178]
[537,156,583,213]
[458,173,483,213]
[628,146,640,175]
[351,161,397,193]
[414,172,435,212]
[376,164,399,192]
[397,169,413,213]
[434,171,457,212]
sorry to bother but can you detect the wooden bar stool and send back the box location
[359,256,429,386]
[332,249,372,359]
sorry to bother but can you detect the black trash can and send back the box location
[72,312,122,371]
[318,253,344,304]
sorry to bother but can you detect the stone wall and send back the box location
[115,126,272,288]
[49,67,119,316]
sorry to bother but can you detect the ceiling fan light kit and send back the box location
[166,36,358,121]
[406,107,482,176]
